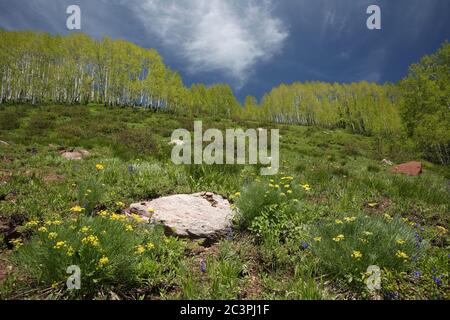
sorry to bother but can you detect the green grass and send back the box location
[0,104,448,300]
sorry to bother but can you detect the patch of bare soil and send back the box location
[364,197,391,214]
[42,173,65,184]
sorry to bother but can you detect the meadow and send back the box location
[0,103,448,300]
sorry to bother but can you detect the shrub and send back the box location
[12,213,185,298]
[308,214,424,288]
[0,110,21,130]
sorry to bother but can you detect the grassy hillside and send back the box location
[0,104,448,300]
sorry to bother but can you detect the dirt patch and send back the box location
[0,170,12,183]
[365,197,391,214]
[42,173,65,184]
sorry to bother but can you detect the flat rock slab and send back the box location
[128,192,234,242]
[390,161,423,176]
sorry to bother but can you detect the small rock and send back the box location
[381,159,393,166]
[169,139,185,146]
[128,193,234,243]
[390,161,423,176]
[60,149,90,160]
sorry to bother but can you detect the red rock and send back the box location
[390,161,423,176]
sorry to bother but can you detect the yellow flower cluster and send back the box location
[53,241,66,249]
[301,184,311,192]
[38,226,48,233]
[25,220,39,227]
[395,250,409,261]
[97,256,109,268]
[110,213,126,222]
[48,232,58,239]
[11,238,23,249]
[351,250,363,260]
[82,235,99,247]
[343,216,357,222]
[396,239,406,245]
[436,226,448,235]
[333,234,345,242]
[135,245,146,255]
[70,205,85,213]
[125,224,134,232]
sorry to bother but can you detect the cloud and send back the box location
[120,0,288,85]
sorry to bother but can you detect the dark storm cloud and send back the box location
[0,0,449,100]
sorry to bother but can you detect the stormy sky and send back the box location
[0,0,449,101]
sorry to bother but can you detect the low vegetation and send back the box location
[0,104,448,300]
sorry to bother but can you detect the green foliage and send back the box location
[0,110,21,130]
[399,42,450,164]
[309,214,424,287]
[179,241,245,300]
[12,214,185,299]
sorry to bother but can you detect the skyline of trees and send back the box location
[1,30,448,163]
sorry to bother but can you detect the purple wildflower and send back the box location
[412,271,422,278]
[200,260,207,273]
[433,276,442,286]
[301,241,309,250]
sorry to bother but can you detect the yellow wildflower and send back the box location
[98,256,109,268]
[147,208,155,214]
[70,205,85,213]
[52,220,62,226]
[351,250,363,260]
[80,226,90,234]
[48,232,58,240]
[125,224,134,232]
[396,239,406,245]
[25,220,39,227]
[110,213,126,221]
[116,201,125,207]
[51,282,59,289]
[131,214,143,223]
[287,190,293,194]
[82,235,99,247]
[280,193,286,197]
[436,226,448,235]
[95,164,105,171]
[284,185,290,189]
[53,241,66,249]
[396,250,409,261]
[136,245,146,255]
[335,219,344,225]
[313,237,322,242]
[146,242,155,250]
[368,202,378,208]
[384,214,393,221]
[11,238,23,249]
[234,192,241,197]
[66,246,75,257]
[333,234,345,242]
[363,231,373,236]
[344,216,357,222]
[38,226,48,233]
[301,184,311,192]
[98,210,109,217]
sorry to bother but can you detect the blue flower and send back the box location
[200,260,207,273]
[412,271,422,278]
[433,276,442,286]
[301,241,309,250]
